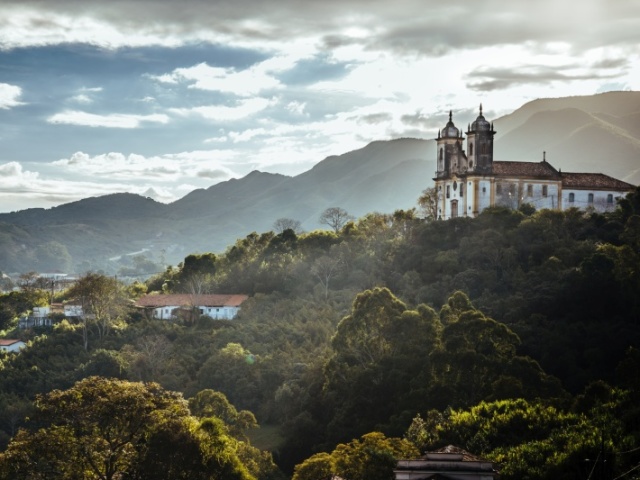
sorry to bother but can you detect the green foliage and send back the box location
[2,197,640,478]
[404,386,640,480]
[293,432,417,480]
[189,389,258,440]
[0,377,256,480]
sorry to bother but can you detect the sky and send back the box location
[0,0,638,213]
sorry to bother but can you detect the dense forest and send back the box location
[1,189,640,479]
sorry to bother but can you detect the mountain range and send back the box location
[1,91,639,273]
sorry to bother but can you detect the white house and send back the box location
[135,294,249,320]
[0,339,26,353]
[64,304,84,317]
[434,106,636,219]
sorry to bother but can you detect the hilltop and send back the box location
[1,91,639,272]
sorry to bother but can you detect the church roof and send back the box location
[469,104,491,132]
[492,160,559,178]
[441,111,461,138]
[561,172,635,191]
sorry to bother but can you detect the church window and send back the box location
[460,183,464,197]
[446,185,450,198]
[509,184,516,195]
[453,181,457,191]
[496,183,502,195]
[439,148,443,161]
[482,187,486,193]
[588,193,594,203]
[607,194,613,203]
[527,184,533,197]
[569,192,575,202]
[469,161,473,168]
[542,185,548,197]
[469,143,473,156]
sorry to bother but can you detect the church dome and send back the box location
[441,110,460,138]
[471,104,490,131]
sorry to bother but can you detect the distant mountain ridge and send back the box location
[1,91,639,272]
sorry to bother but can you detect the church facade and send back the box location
[434,106,635,220]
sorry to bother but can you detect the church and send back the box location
[434,106,635,220]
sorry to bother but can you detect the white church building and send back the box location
[434,106,635,220]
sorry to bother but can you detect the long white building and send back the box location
[434,106,635,220]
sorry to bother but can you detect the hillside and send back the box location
[494,91,640,184]
[1,91,639,273]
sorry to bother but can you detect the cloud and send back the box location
[51,149,240,184]
[197,168,230,180]
[0,0,636,65]
[465,64,622,91]
[0,83,24,109]
[154,62,280,96]
[0,160,181,211]
[152,51,310,96]
[47,110,170,128]
[170,97,276,121]
[0,161,38,179]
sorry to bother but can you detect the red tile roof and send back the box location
[0,339,22,346]
[136,294,248,308]
[492,160,560,178]
[561,172,635,190]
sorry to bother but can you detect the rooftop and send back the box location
[136,294,248,308]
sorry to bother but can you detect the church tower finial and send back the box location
[479,103,483,116]
[449,110,452,122]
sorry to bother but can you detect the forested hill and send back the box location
[1,91,640,273]
[1,190,640,479]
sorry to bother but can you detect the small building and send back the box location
[395,445,499,480]
[434,106,635,219]
[0,339,26,353]
[135,294,249,320]
[64,304,84,318]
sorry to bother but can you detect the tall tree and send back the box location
[273,218,303,235]
[66,273,128,350]
[319,207,354,233]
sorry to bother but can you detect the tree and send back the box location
[323,288,442,440]
[273,218,303,235]
[189,389,258,440]
[294,432,418,480]
[66,273,128,350]
[292,452,334,480]
[319,207,354,233]
[0,377,255,480]
[310,255,342,300]
[418,187,438,220]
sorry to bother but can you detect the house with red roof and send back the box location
[135,294,249,320]
[0,339,26,353]
[434,106,635,219]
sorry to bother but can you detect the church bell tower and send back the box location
[465,104,495,174]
